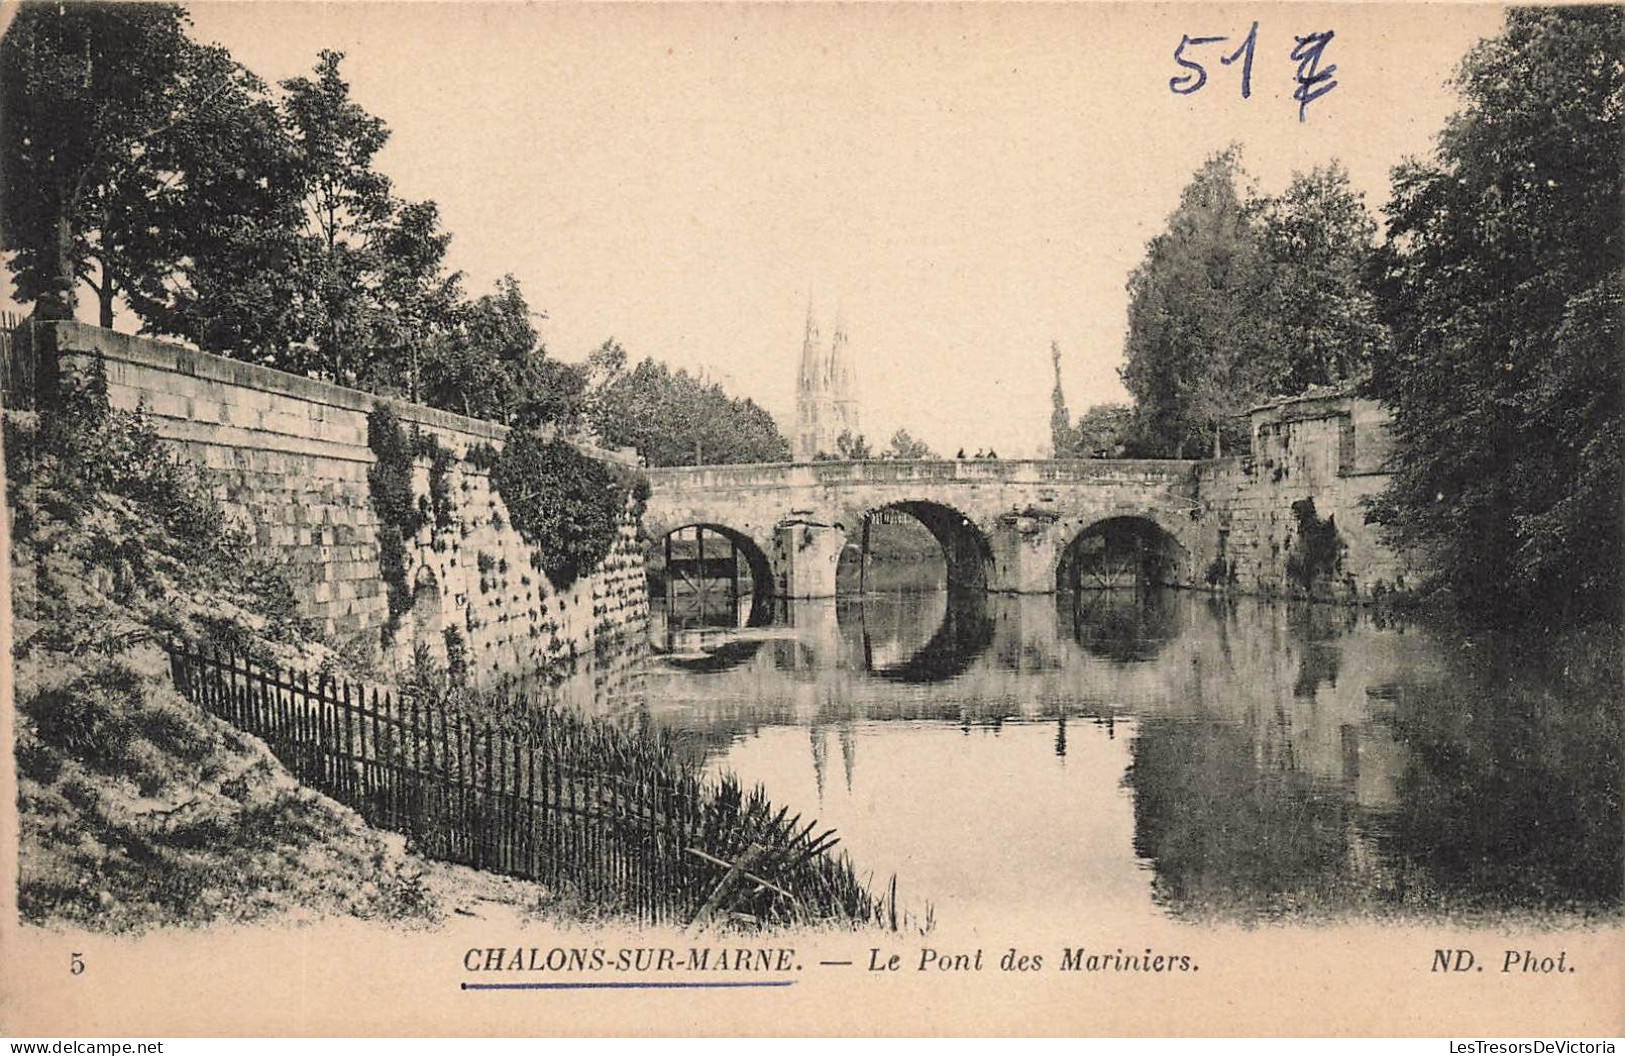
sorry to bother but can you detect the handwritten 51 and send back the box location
[1169,22,1338,122]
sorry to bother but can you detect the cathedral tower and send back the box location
[794,302,859,460]
[829,311,860,444]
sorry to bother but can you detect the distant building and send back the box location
[793,304,859,460]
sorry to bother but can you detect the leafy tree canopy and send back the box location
[1119,148,1386,457]
[884,428,935,460]
[1365,7,1623,625]
[1,2,269,324]
[419,275,583,428]
[584,347,790,467]
[1071,403,1134,459]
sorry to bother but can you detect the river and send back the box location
[578,588,1621,930]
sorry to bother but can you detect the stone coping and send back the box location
[646,458,1201,487]
[32,320,637,466]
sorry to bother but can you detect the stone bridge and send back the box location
[644,458,1206,598]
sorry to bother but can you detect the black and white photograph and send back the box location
[0,0,1619,1039]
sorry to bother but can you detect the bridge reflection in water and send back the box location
[624,587,1622,929]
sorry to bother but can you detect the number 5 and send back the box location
[1170,34,1225,95]
[70,952,85,975]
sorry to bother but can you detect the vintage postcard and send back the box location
[0,0,1621,1039]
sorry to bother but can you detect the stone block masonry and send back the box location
[21,322,649,683]
[1189,392,1425,602]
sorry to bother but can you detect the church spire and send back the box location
[828,302,850,391]
[797,295,825,393]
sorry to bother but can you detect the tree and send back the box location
[275,49,397,384]
[1120,148,1266,458]
[1072,403,1133,458]
[585,353,790,467]
[1119,150,1391,458]
[120,43,307,359]
[1251,163,1389,397]
[423,275,545,423]
[1366,7,1623,624]
[812,431,874,461]
[361,199,465,402]
[885,428,935,459]
[834,430,873,460]
[1049,341,1077,457]
[0,3,248,322]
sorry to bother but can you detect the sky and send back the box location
[15,2,1508,457]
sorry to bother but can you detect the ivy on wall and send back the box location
[491,431,646,591]
[426,442,455,534]
[366,404,455,626]
[1285,497,1345,595]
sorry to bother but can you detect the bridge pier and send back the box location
[988,515,1062,594]
[774,520,846,598]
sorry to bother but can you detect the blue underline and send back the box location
[462,980,797,991]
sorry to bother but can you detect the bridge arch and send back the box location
[651,521,776,627]
[1055,513,1191,593]
[842,499,994,593]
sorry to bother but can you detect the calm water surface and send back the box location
[580,589,1621,928]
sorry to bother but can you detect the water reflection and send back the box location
[1063,587,1182,664]
[850,589,995,683]
[619,589,1623,926]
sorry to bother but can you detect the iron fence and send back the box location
[167,644,711,923]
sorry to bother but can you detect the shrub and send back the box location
[443,627,469,686]
[6,361,229,556]
[491,432,631,591]
[23,667,142,773]
[1285,498,1344,595]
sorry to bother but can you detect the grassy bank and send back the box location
[6,369,571,930]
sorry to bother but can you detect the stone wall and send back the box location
[23,322,648,683]
[1191,393,1422,601]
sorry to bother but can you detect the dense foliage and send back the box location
[490,431,631,590]
[2,8,584,431]
[1119,151,1386,457]
[2,3,249,325]
[884,428,935,459]
[1120,149,1263,458]
[5,359,298,646]
[1365,7,1623,625]
[583,341,789,466]
[1069,403,1134,459]
[419,275,587,427]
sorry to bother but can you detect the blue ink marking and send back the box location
[1169,34,1227,95]
[1291,31,1338,121]
[1220,21,1258,99]
[461,981,798,991]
